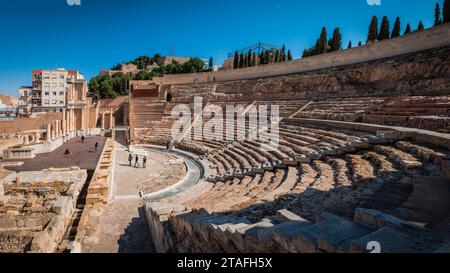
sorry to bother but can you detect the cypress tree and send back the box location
[367,16,379,43]
[444,0,450,23]
[378,16,390,40]
[315,27,328,54]
[347,41,352,49]
[208,57,214,71]
[243,55,248,68]
[391,17,401,38]
[287,50,293,61]
[262,51,267,64]
[274,49,280,63]
[435,3,442,26]
[247,49,252,67]
[263,51,268,64]
[404,23,412,34]
[233,51,239,69]
[252,52,257,66]
[259,53,264,65]
[331,27,342,51]
[417,21,425,31]
[358,41,362,46]
[328,38,333,49]
[239,52,244,68]
[281,45,287,61]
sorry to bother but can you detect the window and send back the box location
[23,91,28,96]
[44,100,49,105]
[52,92,57,96]
[59,92,64,96]
[44,83,50,87]
[59,83,65,87]
[59,75,65,79]
[59,101,64,104]
[44,92,49,96]
[52,83,57,87]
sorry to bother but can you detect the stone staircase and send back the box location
[145,205,450,253]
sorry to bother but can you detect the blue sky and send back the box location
[0,0,442,96]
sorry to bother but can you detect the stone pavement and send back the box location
[6,137,107,172]
[113,149,186,198]
[83,144,187,253]
[83,199,155,253]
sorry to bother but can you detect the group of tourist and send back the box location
[128,153,147,168]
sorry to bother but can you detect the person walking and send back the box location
[134,155,140,168]
[143,156,147,168]
[128,154,133,166]
[166,141,171,151]
[81,135,85,143]
[95,142,99,152]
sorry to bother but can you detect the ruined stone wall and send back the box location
[72,139,115,253]
[0,168,87,253]
[0,113,63,134]
[155,24,450,85]
[166,45,450,103]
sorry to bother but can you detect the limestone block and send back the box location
[52,196,71,214]
[349,140,369,149]
[307,212,371,253]
[354,208,419,231]
[275,209,307,223]
[295,155,311,163]
[0,220,16,229]
[272,221,316,253]
[308,152,321,160]
[24,219,39,228]
[349,227,443,253]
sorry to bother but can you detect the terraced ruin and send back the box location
[1,22,450,254]
[132,25,450,253]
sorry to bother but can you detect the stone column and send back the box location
[46,124,51,141]
[66,110,71,134]
[69,109,72,132]
[62,109,67,135]
[69,110,73,131]
[81,108,86,130]
[51,123,56,140]
[101,111,105,129]
[34,132,39,143]
[54,121,59,138]
[73,110,77,131]
[109,108,113,129]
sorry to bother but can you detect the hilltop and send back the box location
[0,93,18,108]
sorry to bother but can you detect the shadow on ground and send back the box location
[118,206,156,253]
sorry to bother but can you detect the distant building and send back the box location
[99,56,193,76]
[31,69,87,114]
[18,86,32,116]
[17,68,90,131]
[160,56,191,66]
